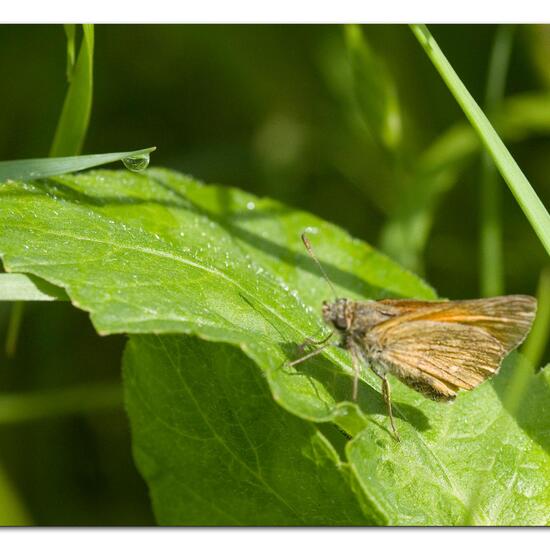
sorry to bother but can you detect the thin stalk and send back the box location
[0,382,122,425]
[4,302,24,358]
[480,25,515,297]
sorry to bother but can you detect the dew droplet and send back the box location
[122,153,150,173]
[246,201,256,210]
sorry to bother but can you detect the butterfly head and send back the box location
[322,298,350,331]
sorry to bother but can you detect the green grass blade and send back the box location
[64,24,76,81]
[0,147,156,183]
[411,24,550,256]
[3,25,94,358]
[480,25,515,296]
[50,25,94,157]
[4,302,24,358]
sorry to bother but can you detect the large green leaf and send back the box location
[124,334,370,525]
[347,355,550,525]
[0,168,432,428]
[0,168,547,525]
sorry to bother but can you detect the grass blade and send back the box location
[4,302,24,358]
[0,147,156,183]
[64,24,76,81]
[411,24,550,256]
[50,25,94,157]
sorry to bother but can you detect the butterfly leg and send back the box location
[372,370,400,442]
[297,331,333,354]
[285,341,333,368]
[382,376,400,442]
[350,346,361,401]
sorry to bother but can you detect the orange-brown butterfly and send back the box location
[288,234,537,441]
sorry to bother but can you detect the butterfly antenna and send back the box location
[301,233,338,299]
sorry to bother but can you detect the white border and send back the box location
[2,0,550,23]
[0,528,546,550]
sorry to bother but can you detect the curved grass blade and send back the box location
[50,25,94,157]
[411,24,550,256]
[64,24,77,81]
[0,147,156,183]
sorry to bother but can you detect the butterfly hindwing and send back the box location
[366,295,537,400]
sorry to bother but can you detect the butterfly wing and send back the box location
[367,295,537,400]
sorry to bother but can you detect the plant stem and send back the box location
[4,302,24,358]
[0,382,122,425]
[480,25,515,297]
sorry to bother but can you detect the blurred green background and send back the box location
[0,24,548,525]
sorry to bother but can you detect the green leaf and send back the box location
[410,24,550,256]
[50,25,94,157]
[0,274,68,301]
[348,355,550,525]
[345,25,402,152]
[124,334,371,525]
[1,168,547,525]
[0,168,432,427]
[0,147,156,182]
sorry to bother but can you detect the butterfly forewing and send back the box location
[368,295,537,400]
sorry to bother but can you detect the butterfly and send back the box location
[288,234,537,441]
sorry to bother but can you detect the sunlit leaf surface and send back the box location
[0,168,547,525]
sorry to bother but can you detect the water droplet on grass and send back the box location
[122,153,150,172]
